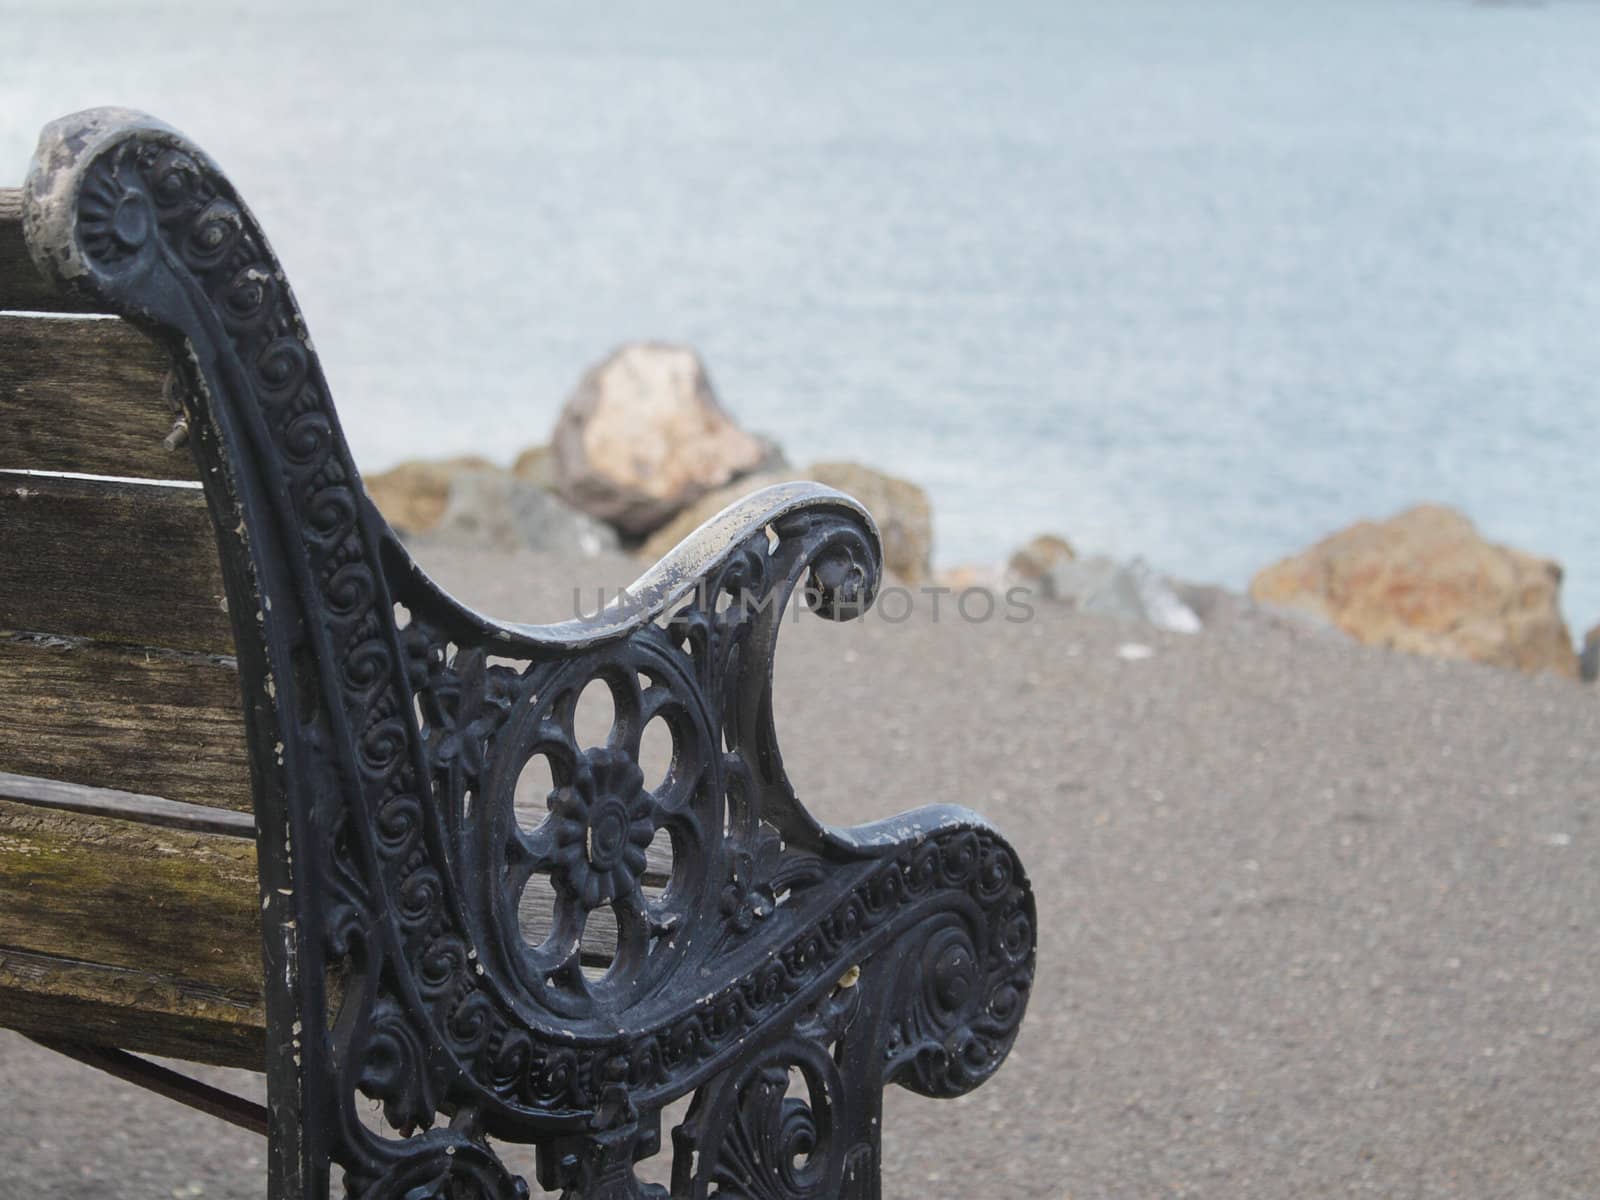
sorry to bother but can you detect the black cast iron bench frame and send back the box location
[3,107,1035,1199]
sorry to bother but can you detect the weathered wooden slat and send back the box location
[0,796,264,1065]
[0,946,264,1069]
[0,638,252,812]
[0,470,232,653]
[0,770,255,836]
[519,892,621,963]
[0,313,198,480]
[0,797,261,985]
[0,789,665,1066]
[0,190,100,313]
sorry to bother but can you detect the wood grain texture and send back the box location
[0,796,265,1065]
[0,314,198,480]
[0,789,666,1065]
[0,770,255,836]
[0,638,251,812]
[0,947,264,1068]
[0,797,261,984]
[0,470,232,653]
[0,195,100,313]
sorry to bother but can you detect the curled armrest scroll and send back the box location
[375,480,883,657]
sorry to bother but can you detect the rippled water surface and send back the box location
[4,0,1598,625]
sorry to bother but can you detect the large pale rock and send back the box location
[365,456,497,534]
[418,470,618,557]
[636,461,934,585]
[1250,505,1575,677]
[551,344,772,537]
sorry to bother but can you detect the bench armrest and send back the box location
[376,480,881,653]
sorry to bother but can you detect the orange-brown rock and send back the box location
[1250,505,1575,677]
[364,455,498,534]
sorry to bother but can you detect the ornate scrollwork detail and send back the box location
[402,628,520,795]
[352,1135,531,1200]
[31,108,1036,1200]
[715,819,826,948]
[671,988,860,1200]
[536,1086,668,1200]
[357,994,441,1135]
[881,893,1034,1099]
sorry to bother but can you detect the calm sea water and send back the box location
[4,1,1599,629]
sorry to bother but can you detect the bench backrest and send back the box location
[0,188,636,1071]
[0,189,264,1064]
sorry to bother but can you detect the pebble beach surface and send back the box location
[3,544,1597,1198]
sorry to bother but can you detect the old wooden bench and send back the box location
[0,108,1035,1199]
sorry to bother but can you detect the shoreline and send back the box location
[363,342,1595,685]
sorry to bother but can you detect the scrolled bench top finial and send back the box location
[23,107,191,294]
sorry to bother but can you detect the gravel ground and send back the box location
[4,545,1598,1198]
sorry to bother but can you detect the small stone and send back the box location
[364,455,498,534]
[416,469,619,557]
[1579,623,1599,682]
[1007,533,1075,582]
[1043,556,1200,634]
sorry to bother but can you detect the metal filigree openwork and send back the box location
[22,107,1037,1200]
